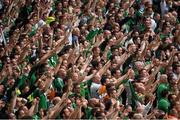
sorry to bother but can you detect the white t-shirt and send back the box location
[90,82,101,98]
[151,19,157,31]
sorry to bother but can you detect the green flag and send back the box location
[86,28,99,43]
[128,81,141,110]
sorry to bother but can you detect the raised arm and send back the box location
[116,84,125,97]
[81,72,96,83]
[167,49,179,67]
[54,57,63,75]
[48,96,67,119]
[138,40,147,61]
[80,55,93,74]
[145,80,160,94]
[37,16,77,65]
[143,95,155,117]
[102,45,111,61]
[28,98,39,116]
[146,65,161,86]
[9,90,17,113]
[68,99,83,119]
[90,34,105,49]
[37,37,66,65]
[115,31,132,45]
[97,60,111,77]
[147,34,161,51]
[115,71,130,88]
[116,52,130,68]
[48,80,72,119]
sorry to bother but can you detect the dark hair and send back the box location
[58,45,72,56]
[167,73,175,83]
[101,75,107,85]
[168,94,176,104]
[109,54,116,61]
[95,110,104,119]
[111,68,118,76]
[156,110,166,119]
[92,47,99,52]
[111,45,118,52]
[21,116,33,119]
[106,83,114,91]
[91,60,99,69]
[128,111,135,119]
[105,99,112,111]
[161,89,169,98]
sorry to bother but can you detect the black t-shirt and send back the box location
[0,107,8,119]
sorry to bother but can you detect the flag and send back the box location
[86,28,99,43]
[45,17,55,25]
[128,80,141,110]
[15,89,21,96]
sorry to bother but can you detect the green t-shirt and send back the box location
[29,72,37,87]
[124,10,129,17]
[80,83,86,97]
[52,77,64,91]
[80,81,91,99]
[33,114,40,120]
[160,34,169,40]
[39,93,48,110]
[26,6,33,15]
[28,26,38,37]
[29,88,48,110]
[0,61,3,71]
[158,98,170,113]
[48,54,59,67]
[157,83,169,100]
[145,60,151,65]
[107,50,112,60]
[17,74,28,89]
[27,88,41,102]
[85,107,93,119]
[134,69,139,80]
[159,67,165,74]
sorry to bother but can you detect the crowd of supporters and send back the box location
[0,0,180,119]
